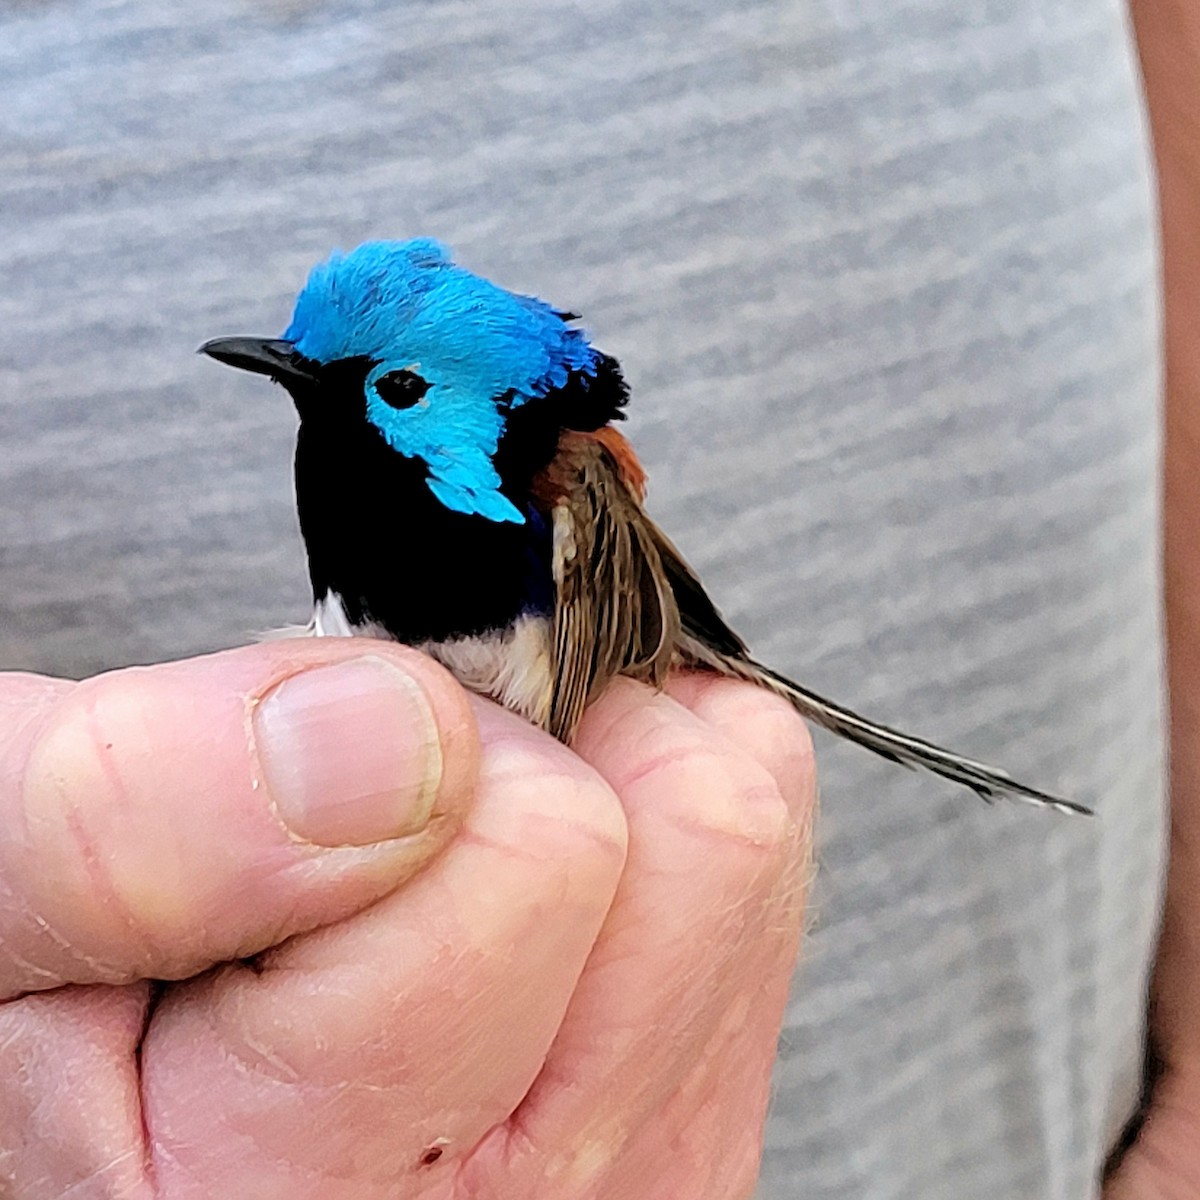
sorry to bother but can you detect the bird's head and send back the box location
[201,239,627,525]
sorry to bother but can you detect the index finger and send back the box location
[462,679,814,1196]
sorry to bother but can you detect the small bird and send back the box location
[202,239,1087,815]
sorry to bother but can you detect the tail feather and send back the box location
[649,501,1090,816]
[756,661,1091,816]
[684,644,1091,815]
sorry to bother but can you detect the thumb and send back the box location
[0,640,478,1000]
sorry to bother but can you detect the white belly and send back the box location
[308,591,554,730]
[418,613,554,729]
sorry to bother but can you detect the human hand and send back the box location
[1102,846,1200,1200]
[0,643,814,1199]
[1103,1060,1200,1199]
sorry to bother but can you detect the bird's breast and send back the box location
[418,613,555,730]
[302,591,554,729]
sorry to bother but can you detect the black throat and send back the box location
[286,353,628,645]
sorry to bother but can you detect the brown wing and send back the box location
[532,432,1087,813]
[537,431,681,743]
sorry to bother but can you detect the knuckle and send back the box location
[23,669,161,832]
[17,672,192,973]
[636,731,795,865]
[481,730,629,861]
[750,689,816,769]
[694,683,817,814]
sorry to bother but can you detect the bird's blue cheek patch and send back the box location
[426,475,525,524]
[364,373,525,525]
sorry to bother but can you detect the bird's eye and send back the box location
[375,369,431,410]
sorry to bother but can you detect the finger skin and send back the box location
[1103,1063,1200,1199]
[618,676,815,1199]
[1,677,812,1200]
[461,678,815,1198]
[0,983,154,1200]
[140,701,628,1200]
[665,671,818,822]
[0,641,478,998]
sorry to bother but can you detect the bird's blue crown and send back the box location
[283,240,602,524]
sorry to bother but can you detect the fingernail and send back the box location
[254,656,444,846]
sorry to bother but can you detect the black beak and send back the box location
[198,337,319,387]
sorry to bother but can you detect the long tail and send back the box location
[692,648,1091,815]
[757,662,1090,815]
[649,518,1090,815]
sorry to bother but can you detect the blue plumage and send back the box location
[283,239,601,524]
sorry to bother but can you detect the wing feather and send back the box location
[544,436,678,742]
[538,430,1084,813]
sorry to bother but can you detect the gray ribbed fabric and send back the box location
[0,2,1164,1196]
